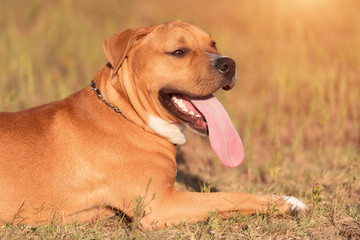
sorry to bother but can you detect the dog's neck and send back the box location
[92,64,149,129]
[90,80,125,117]
[92,64,186,145]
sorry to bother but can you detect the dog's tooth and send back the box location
[181,106,188,112]
[173,98,192,113]
[195,114,201,117]
[173,99,183,107]
[181,104,188,111]
[172,96,180,105]
[189,111,194,115]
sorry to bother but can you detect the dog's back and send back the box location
[0,93,89,223]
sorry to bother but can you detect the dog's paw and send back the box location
[282,196,307,215]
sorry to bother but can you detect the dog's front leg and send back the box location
[140,189,306,229]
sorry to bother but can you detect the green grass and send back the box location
[1,0,360,239]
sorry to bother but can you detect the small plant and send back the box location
[312,183,324,208]
[268,165,281,181]
[345,162,358,194]
[200,182,213,193]
[129,178,156,239]
[266,203,280,216]
[206,211,222,231]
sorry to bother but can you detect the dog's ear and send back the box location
[103,26,154,77]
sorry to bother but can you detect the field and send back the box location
[1,0,359,239]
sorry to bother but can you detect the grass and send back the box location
[1,0,360,239]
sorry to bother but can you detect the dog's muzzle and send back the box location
[215,57,236,90]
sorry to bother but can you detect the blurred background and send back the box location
[1,0,359,199]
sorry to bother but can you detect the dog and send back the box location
[0,20,306,229]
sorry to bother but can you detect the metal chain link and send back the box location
[90,80,125,118]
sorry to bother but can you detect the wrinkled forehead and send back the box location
[151,21,215,47]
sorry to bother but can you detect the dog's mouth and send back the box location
[160,93,208,135]
[159,90,245,168]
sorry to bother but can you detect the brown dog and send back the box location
[0,20,306,229]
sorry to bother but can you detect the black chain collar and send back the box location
[91,80,177,146]
[90,80,125,118]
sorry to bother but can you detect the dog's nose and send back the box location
[215,57,236,78]
[215,57,236,90]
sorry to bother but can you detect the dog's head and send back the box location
[103,20,244,167]
[104,20,236,134]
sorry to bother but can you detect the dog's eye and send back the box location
[171,48,187,57]
[172,49,184,56]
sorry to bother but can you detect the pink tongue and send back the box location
[190,95,244,168]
